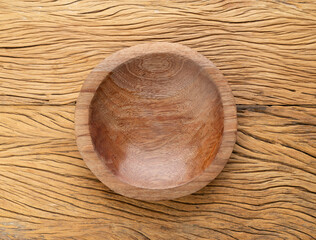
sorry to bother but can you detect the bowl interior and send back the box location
[89,52,224,189]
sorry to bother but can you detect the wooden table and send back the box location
[1,1,315,239]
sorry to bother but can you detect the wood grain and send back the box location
[76,42,237,200]
[0,105,315,239]
[0,0,315,239]
[0,0,315,105]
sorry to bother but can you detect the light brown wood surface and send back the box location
[0,0,315,239]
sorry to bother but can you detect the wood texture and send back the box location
[76,43,237,200]
[1,105,315,239]
[0,0,316,106]
[0,0,315,239]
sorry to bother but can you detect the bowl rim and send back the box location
[75,42,237,201]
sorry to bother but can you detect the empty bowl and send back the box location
[75,42,237,201]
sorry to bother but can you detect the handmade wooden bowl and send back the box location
[75,42,237,201]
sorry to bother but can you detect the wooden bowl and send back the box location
[75,42,237,201]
